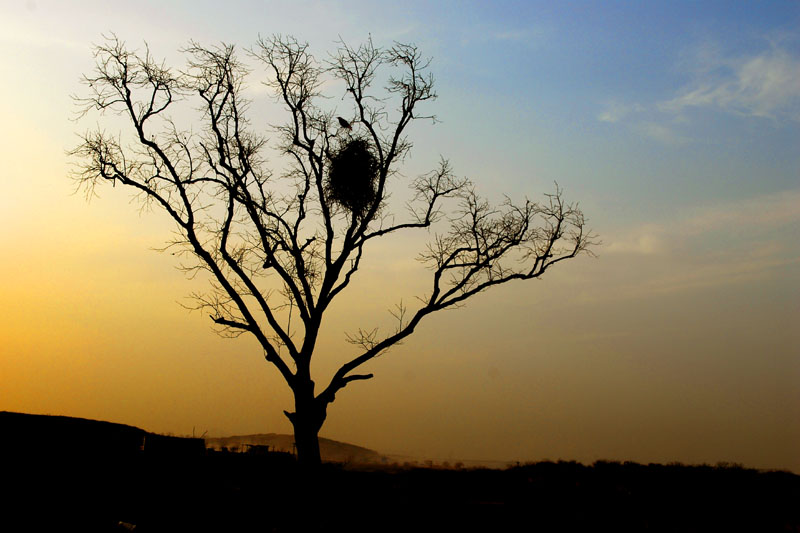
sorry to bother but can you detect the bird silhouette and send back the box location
[337,117,352,130]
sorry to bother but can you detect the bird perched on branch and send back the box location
[337,117,352,130]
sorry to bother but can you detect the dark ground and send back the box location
[2,412,798,532]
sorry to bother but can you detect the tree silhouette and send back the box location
[72,34,595,466]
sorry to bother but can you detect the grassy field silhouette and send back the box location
[2,412,797,532]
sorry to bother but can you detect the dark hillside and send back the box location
[2,412,798,532]
[0,410,145,453]
[206,432,385,463]
[0,411,204,456]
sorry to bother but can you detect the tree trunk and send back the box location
[292,416,322,467]
[286,379,326,467]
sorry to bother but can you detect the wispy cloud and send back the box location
[460,24,553,48]
[660,43,800,120]
[608,188,800,257]
[596,103,689,145]
[606,225,665,255]
[0,19,85,51]
[603,188,800,294]
[597,102,644,123]
[597,36,800,146]
[492,29,543,44]
[680,188,800,235]
[633,252,800,295]
[636,122,688,145]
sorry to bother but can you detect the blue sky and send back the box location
[1,1,798,469]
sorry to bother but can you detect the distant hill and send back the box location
[0,411,384,464]
[2,412,798,532]
[206,433,386,464]
[0,410,203,456]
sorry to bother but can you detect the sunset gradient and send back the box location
[1,1,798,471]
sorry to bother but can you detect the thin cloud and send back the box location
[0,20,85,51]
[607,188,800,256]
[492,29,543,43]
[604,189,800,295]
[606,227,664,255]
[660,44,800,120]
[682,189,800,235]
[635,253,800,295]
[637,122,689,145]
[597,36,800,144]
[460,24,552,48]
[597,102,645,123]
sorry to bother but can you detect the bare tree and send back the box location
[72,34,595,466]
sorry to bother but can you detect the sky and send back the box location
[1,0,798,471]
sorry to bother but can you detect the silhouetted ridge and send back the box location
[0,410,204,456]
[206,433,385,463]
[1,411,798,532]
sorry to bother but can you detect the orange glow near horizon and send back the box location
[1,2,798,474]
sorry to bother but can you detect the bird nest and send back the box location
[325,138,379,218]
